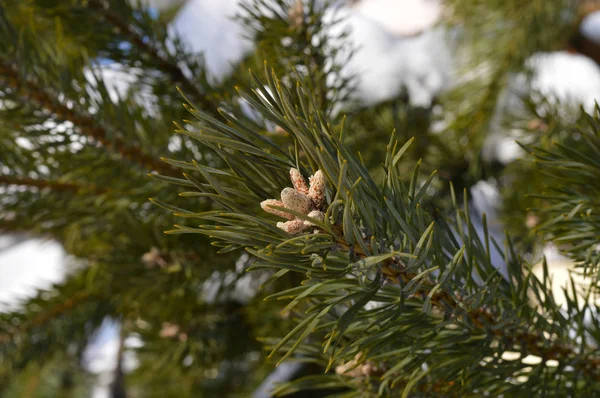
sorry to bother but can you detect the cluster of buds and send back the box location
[335,353,379,378]
[261,168,327,234]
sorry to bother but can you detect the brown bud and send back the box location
[142,247,169,268]
[526,212,539,229]
[290,168,309,194]
[277,219,308,234]
[308,170,327,209]
[304,210,325,227]
[159,322,180,338]
[335,354,363,377]
[261,199,295,220]
[360,362,376,376]
[335,353,378,377]
[274,125,287,135]
[281,187,313,214]
[527,119,548,132]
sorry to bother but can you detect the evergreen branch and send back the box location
[0,290,93,345]
[86,0,217,114]
[0,62,179,177]
[274,373,464,397]
[339,236,600,377]
[519,117,600,274]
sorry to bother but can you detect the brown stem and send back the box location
[0,63,180,177]
[87,0,217,114]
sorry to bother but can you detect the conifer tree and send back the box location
[1,0,600,396]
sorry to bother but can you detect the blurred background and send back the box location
[2,0,600,396]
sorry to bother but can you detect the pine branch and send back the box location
[0,290,93,345]
[86,0,217,114]
[0,62,179,177]
[338,235,600,378]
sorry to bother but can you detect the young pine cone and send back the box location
[260,199,295,220]
[335,353,379,378]
[304,209,325,227]
[308,170,327,209]
[290,168,309,195]
[281,187,312,214]
[277,219,306,234]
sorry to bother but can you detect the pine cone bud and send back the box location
[335,353,378,377]
[281,187,312,214]
[159,322,180,338]
[274,125,287,135]
[304,210,325,227]
[277,219,308,234]
[360,362,376,376]
[261,199,295,220]
[290,168,309,194]
[308,170,327,209]
[141,247,169,268]
[335,354,363,377]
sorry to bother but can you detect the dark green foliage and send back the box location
[521,106,600,278]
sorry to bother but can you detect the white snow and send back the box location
[0,237,66,311]
[171,0,454,107]
[84,65,161,118]
[531,245,588,309]
[580,10,600,45]
[82,318,142,398]
[527,51,600,114]
[487,135,525,165]
[469,180,582,294]
[253,362,303,398]
[85,65,139,104]
[352,0,442,37]
[326,5,455,108]
[170,0,254,82]
[469,180,508,279]
[202,253,268,304]
[484,51,600,165]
